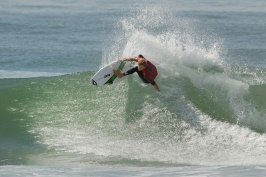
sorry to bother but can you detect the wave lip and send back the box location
[0,70,66,79]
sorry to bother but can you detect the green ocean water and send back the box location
[1,70,266,167]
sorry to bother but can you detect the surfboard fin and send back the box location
[91,79,97,85]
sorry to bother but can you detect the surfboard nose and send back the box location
[91,79,97,85]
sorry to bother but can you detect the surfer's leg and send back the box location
[113,66,138,78]
[126,67,149,83]
[120,66,149,83]
[139,77,150,83]
[113,69,124,78]
[136,70,150,83]
[124,66,138,75]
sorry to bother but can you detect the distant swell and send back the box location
[0,70,65,79]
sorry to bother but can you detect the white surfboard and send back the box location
[91,61,135,86]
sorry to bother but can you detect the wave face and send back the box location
[1,69,266,166]
[1,1,266,167]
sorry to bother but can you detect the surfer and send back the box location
[113,54,160,92]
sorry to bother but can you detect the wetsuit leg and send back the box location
[136,70,150,83]
[124,66,138,75]
[124,66,150,83]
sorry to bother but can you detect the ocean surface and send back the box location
[1,0,266,176]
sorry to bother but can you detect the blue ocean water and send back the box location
[1,0,266,176]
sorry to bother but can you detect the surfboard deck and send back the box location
[91,61,135,86]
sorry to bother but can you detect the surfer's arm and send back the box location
[122,58,133,61]
[122,57,138,62]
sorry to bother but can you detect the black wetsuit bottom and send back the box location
[124,66,155,85]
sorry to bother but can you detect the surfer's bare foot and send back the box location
[113,69,124,78]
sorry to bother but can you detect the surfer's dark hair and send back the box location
[138,54,145,58]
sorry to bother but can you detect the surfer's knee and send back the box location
[113,69,124,78]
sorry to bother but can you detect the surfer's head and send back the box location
[138,54,145,58]
[138,59,147,71]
